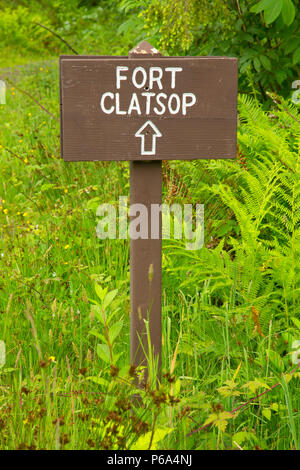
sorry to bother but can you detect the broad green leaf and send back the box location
[292,47,300,64]
[92,305,105,324]
[285,38,300,54]
[240,61,251,74]
[89,329,106,343]
[217,380,241,397]
[260,55,272,71]
[264,0,283,24]
[97,343,111,363]
[112,352,121,363]
[103,289,118,310]
[253,57,261,72]
[109,319,123,344]
[262,408,272,420]
[95,283,107,302]
[250,0,273,14]
[87,376,109,387]
[130,427,173,450]
[204,411,235,432]
[233,431,257,445]
[270,403,279,412]
[242,33,254,43]
[274,69,287,84]
[235,18,243,31]
[0,341,5,368]
[281,0,295,25]
[242,379,270,394]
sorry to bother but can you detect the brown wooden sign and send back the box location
[59,41,238,382]
[60,51,237,161]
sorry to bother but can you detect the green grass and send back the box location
[0,53,300,450]
[0,50,56,68]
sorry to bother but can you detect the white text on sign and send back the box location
[100,66,197,116]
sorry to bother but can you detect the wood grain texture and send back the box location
[129,42,162,377]
[60,56,238,161]
[129,160,162,372]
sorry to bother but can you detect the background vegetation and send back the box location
[0,0,299,450]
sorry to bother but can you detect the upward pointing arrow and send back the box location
[135,120,162,156]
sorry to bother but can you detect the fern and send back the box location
[166,94,300,334]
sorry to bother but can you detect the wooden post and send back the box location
[129,42,162,381]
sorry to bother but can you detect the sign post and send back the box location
[129,42,163,378]
[60,40,238,381]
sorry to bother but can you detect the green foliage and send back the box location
[223,0,300,97]
[142,0,198,53]
[0,0,135,63]
[1,0,298,96]
[137,0,300,97]
[280,375,299,449]
[0,0,300,451]
[118,0,230,55]
[251,0,296,26]
[166,94,300,335]
[0,6,55,55]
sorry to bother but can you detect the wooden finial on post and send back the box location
[129,41,162,58]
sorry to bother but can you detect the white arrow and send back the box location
[135,120,162,156]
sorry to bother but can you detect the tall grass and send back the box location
[0,37,299,450]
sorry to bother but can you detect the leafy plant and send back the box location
[137,0,300,97]
[1,0,300,451]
